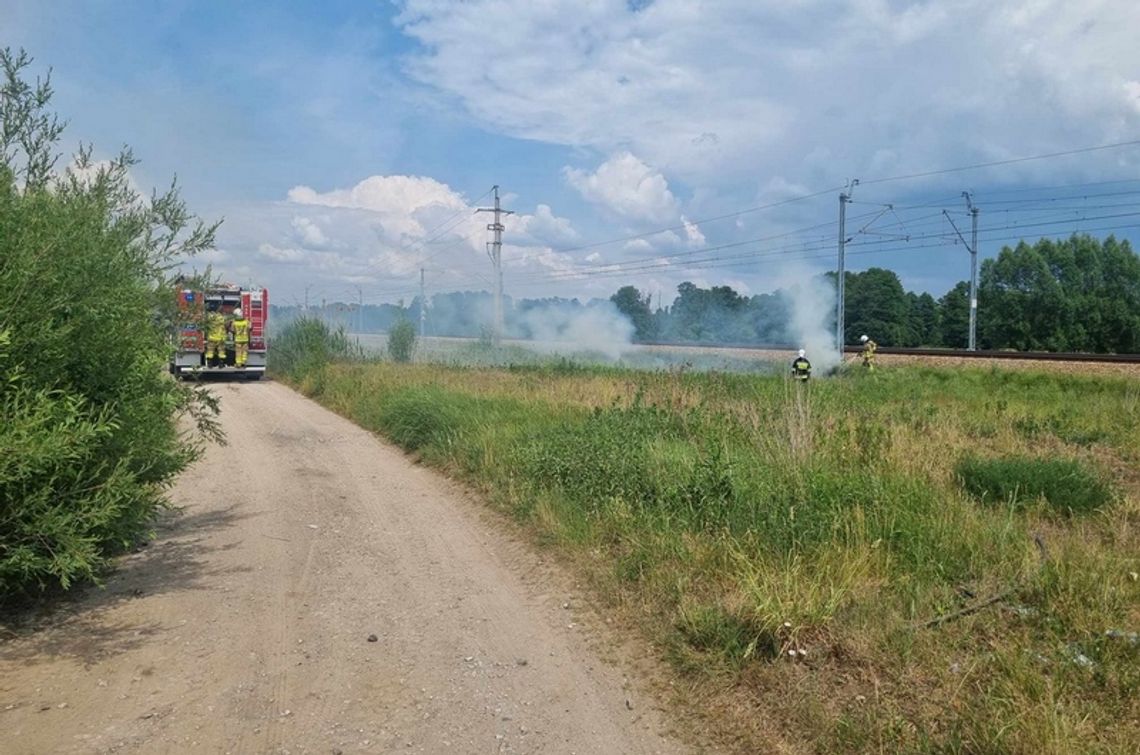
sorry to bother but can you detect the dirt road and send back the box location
[1,382,686,754]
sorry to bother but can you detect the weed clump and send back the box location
[674,601,780,670]
[387,319,416,363]
[376,387,464,451]
[955,454,1114,514]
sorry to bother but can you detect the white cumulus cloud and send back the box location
[288,174,475,242]
[257,243,306,263]
[291,216,331,249]
[563,152,680,224]
[207,173,593,303]
[681,216,706,248]
[512,203,579,246]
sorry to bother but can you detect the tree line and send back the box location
[288,233,1139,354]
[611,234,1140,352]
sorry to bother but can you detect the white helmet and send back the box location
[798,349,806,358]
[233,308,243,317]
[860,334,869,342]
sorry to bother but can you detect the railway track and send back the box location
[353,333,1140,365]
[632,340,1140,364]
[844,346,1140,364]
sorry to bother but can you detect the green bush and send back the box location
[270,317,359,382]
[0,362,143,591]
[0,49,218,599]
[955,454,1114,514]
[387,319,416,363]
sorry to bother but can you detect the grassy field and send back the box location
[282,339,1139,753]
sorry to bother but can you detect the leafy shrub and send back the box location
[956,454,1114,514]
[0,365,147,592]
[0,49,219,599]
[387,319,416,363]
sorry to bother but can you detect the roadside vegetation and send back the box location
[275,322,1139,753]
[0,49,219,601]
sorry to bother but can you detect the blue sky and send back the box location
[6,0,1140,308]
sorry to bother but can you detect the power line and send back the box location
[493,221,1140,297]
[502,209,887,283]
[345,146,1140,299]
[970,176,1140,198]
[501,209,1140,286]
[857,139,1140,187]
[351,186,495,281]
[361,198,1140,298]
[338,145,1140,304]
[537,186,844,257]
[355,217,1140,306]
[532,140,1140,262]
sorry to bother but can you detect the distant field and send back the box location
[282,339,1140,754]
[351,332,1140,377]
[351,333,788,372]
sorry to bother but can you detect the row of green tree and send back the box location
[282,233,1139,353]
[611,234,1140,351]
[275,237,1138,355]
[1,50,217,600]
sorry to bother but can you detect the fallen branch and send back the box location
[914,532,1051,630]
[915,587,1018,630]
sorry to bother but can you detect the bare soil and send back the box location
[0,381,688,754]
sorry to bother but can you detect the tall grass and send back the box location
[956,454,1116,514]
[281,354,1140,753]
[269,317,361,382]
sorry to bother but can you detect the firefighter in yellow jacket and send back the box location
[204,303,227,367]
[859,334,877,371]
[231,308,251,368]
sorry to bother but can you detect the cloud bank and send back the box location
[397,0,1140,187]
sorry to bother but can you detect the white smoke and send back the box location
[512,300,634,360]
[771,264,841,374]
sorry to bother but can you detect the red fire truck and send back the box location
[171,284,269,378]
